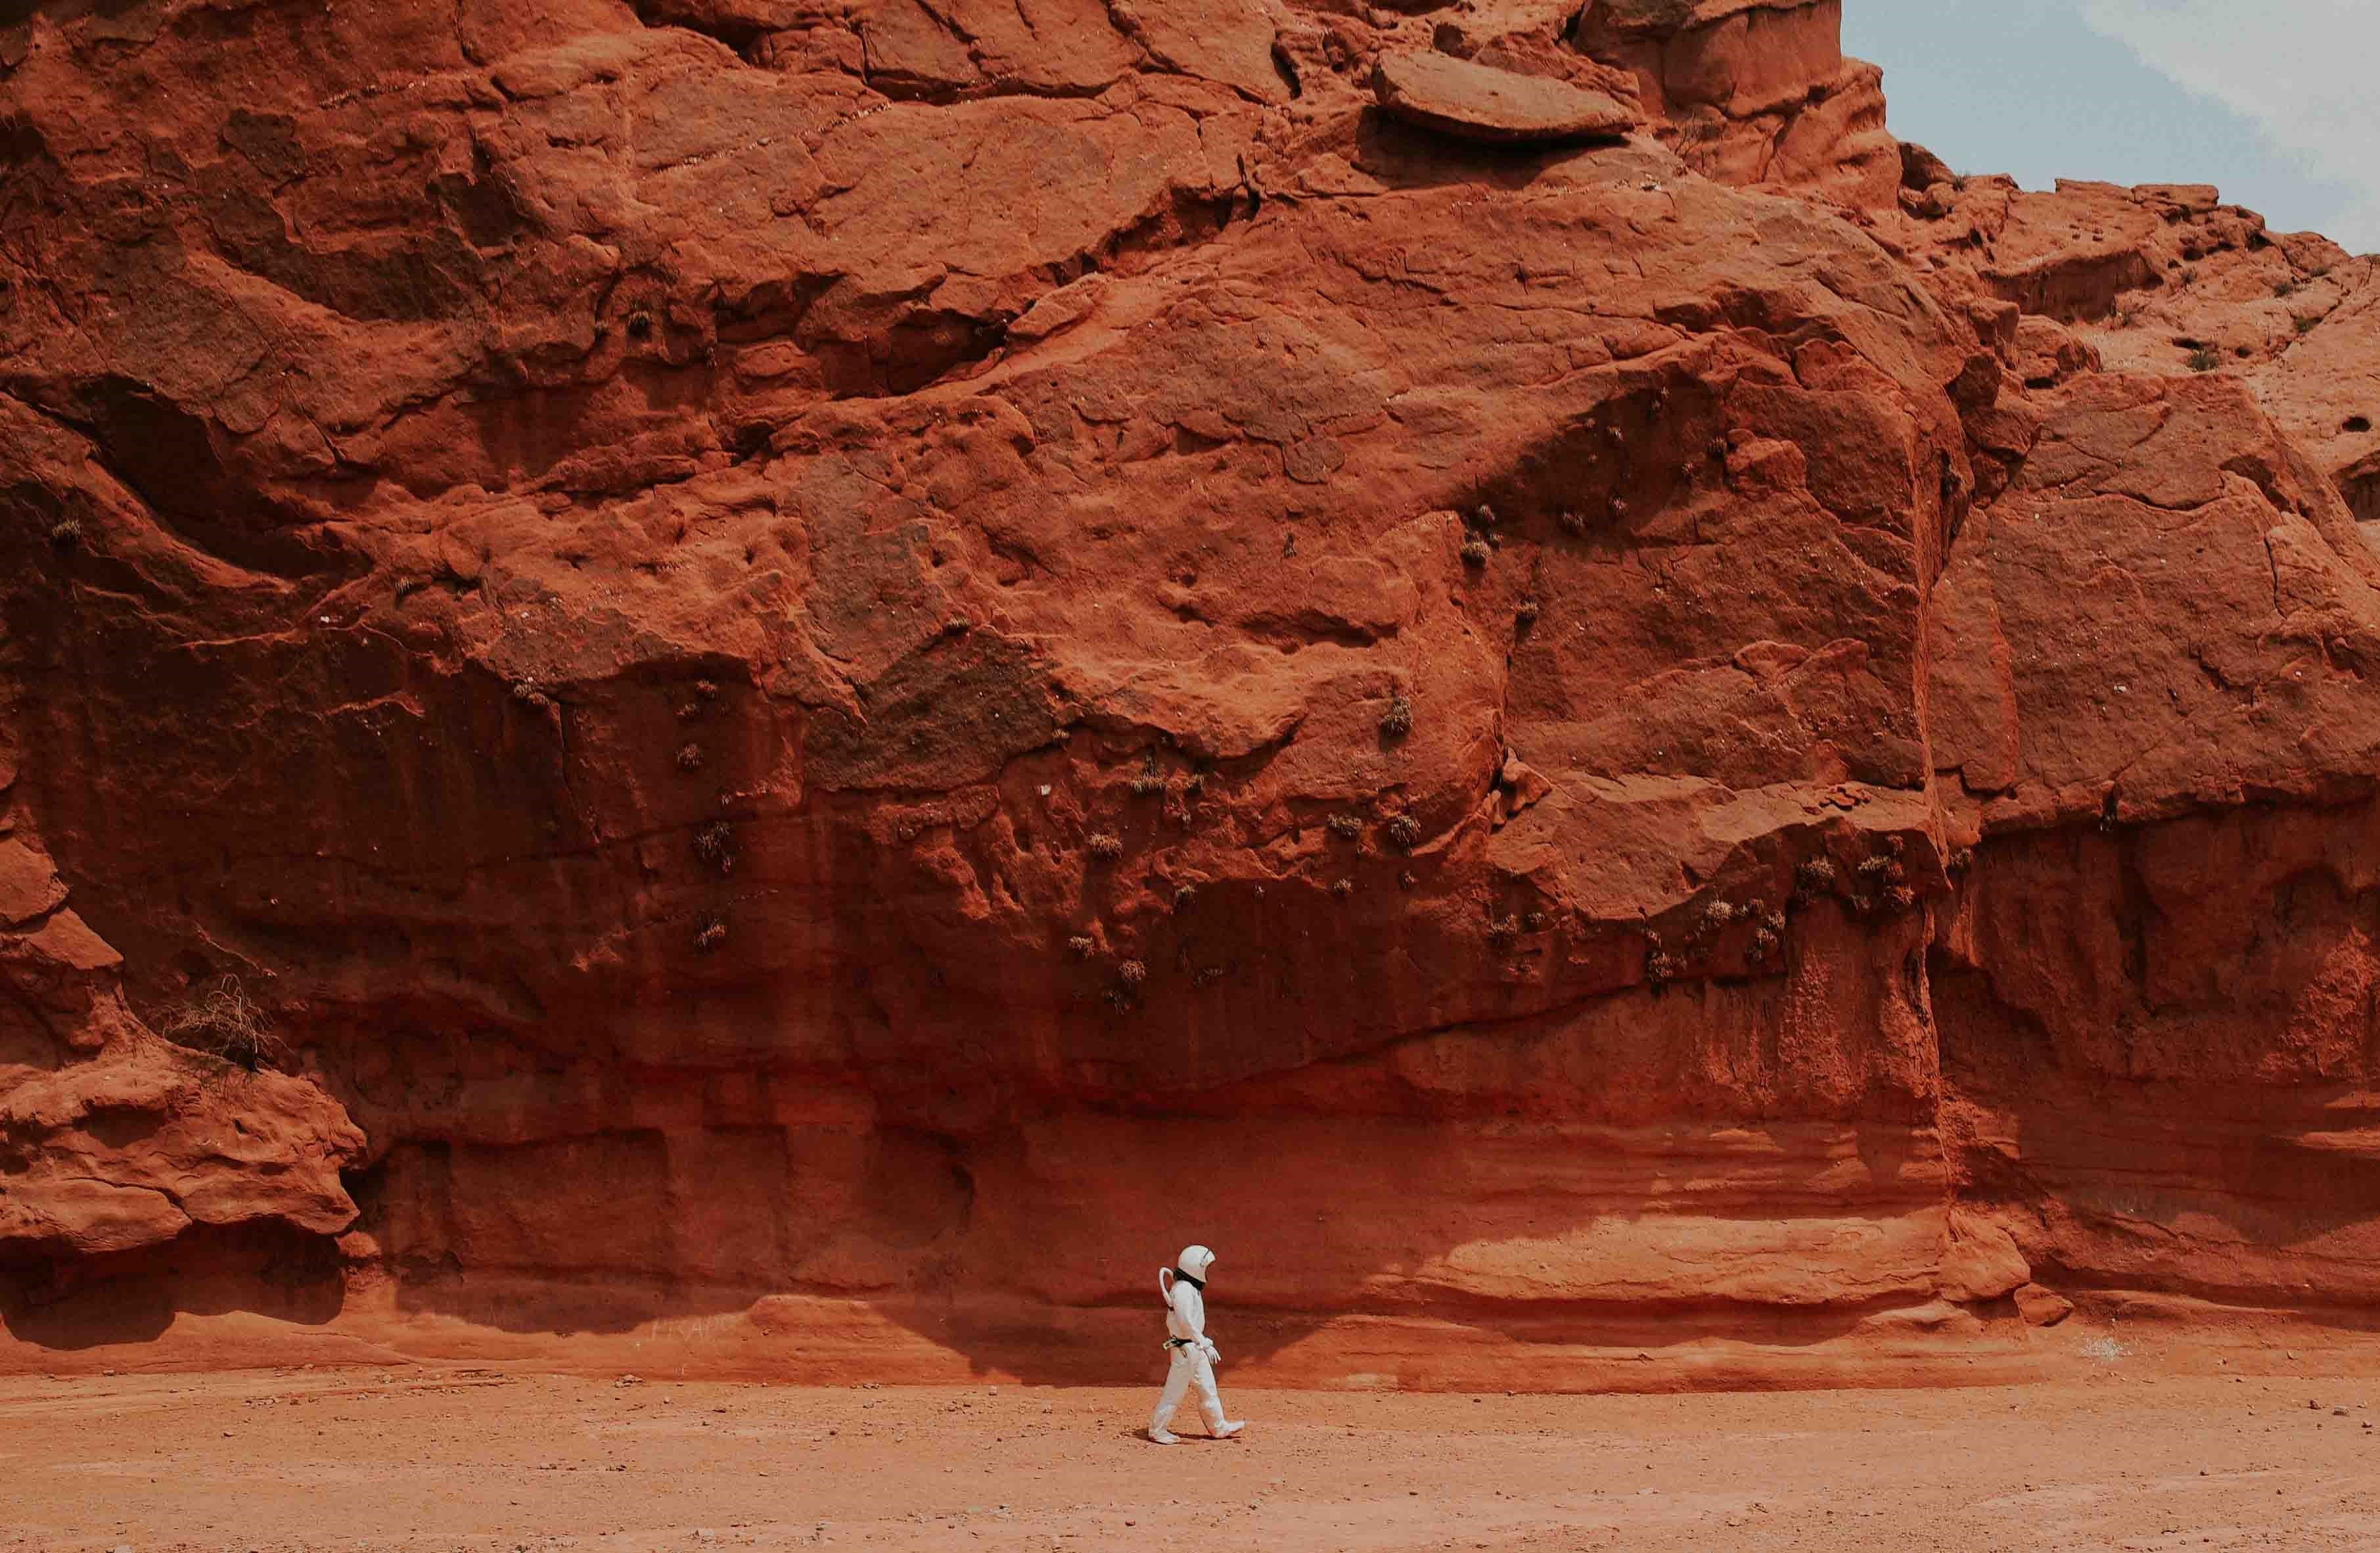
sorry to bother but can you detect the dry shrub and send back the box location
[161,977,290,1071]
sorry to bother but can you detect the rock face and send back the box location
[1882,169,2380,524]
[1573,0,1899,206]
[4,0,2379,1385]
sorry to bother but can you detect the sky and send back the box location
[1843,0,2379,253]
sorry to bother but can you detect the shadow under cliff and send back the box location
[320,958,1958,1385]
[0,1220,346,1352]
[344,1107,1943,1385]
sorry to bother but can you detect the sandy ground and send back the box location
[5,1364,2379,1551]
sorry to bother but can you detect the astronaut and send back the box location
[1149,1243,1246,1445]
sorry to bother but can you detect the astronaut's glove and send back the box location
[1200,1339,1220,1363]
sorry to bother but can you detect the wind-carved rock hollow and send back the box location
[5,0,2380,1389]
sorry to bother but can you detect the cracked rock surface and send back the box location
[6,0,2380,1385]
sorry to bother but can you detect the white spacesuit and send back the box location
[1149,1243,1245,1445]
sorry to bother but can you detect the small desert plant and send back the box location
[1515,598,1540,629]
[1397,870,1417,891]
[1521,910,1546,934]
[1325,813,1363,841]
[1858,854,1903,883]
[1795,857,1837,894]
[1174,883,1196,910]
[1385,814,1421,850]
[695,917,727,952]
[1948,846,1975,873]
[161,977,289,1071]
[1331,877,1354,898]
[2275,280,2299,298]
[2296,315,2320,336]
[1380,695,1414,741]
[677,700,703,720]
[1887,884,1918,912]
[676,743,705,771]
[1761,908,1787,933]
[1068,935,1097,958]
[1557,509,1588,536]
[1469,503,1499,530]
[1645,950,1677,985]
[1129,768,1166,797]
[693,821,735,871]
[1182,772,1206,799]
[1703,899,1735,929]
[1747,927,1778,963]
[1086,831,1124,862]
[1118,959,1148,988]
[2188,348,2220,373]
[49,517,83,547]
[1459,538,1492,568]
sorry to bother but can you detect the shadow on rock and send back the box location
[0,1220,346,1351]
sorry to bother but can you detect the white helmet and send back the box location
[1178,1244,1216,1280]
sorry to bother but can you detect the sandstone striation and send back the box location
[3,0,2379,1387]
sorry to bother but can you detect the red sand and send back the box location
[7,1361,2378,1552]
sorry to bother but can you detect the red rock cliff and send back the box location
[4,0,2379,1385]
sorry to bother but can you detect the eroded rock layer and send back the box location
[4,0,2379,1385]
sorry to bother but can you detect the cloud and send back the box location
[2076,0,2380,249]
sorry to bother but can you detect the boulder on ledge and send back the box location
[1371,49,1639,143]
